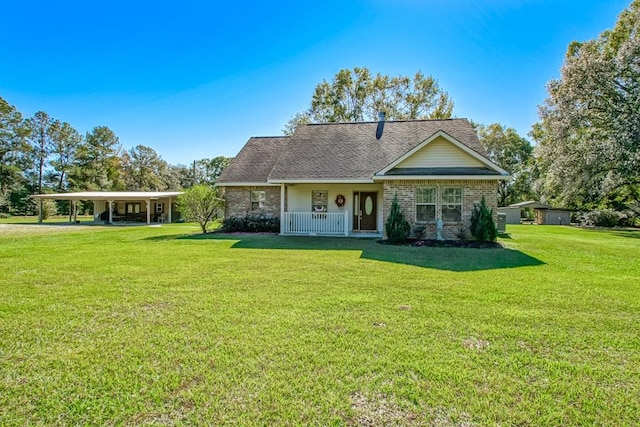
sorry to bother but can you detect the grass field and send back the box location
[0,223,638,425]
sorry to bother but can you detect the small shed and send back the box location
[536,209,572,225]
[497,207,521,224]
[507,201,571,225]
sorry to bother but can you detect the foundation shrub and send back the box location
[385,194,410,243]
[221,212,280,233]
[470,196,497,242]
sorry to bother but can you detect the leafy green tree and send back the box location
[194,156,233,185]
[26,111,56,196]
[476,123,534,206]
[49,121,83,191]
[284,67,454,134]
[534,0,640,209]
[165,164,194,190]
[177,184,224,233]
[70,126,123,191]
[384,194,410,243]
[0,97,30,212]
[123,145,170,191]
[36,198,58,220]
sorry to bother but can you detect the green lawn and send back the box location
[0,214,95,224]
[0,223,638,425]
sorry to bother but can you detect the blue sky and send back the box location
[1,0,630,165]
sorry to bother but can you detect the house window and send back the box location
[155,203,163,213]
[250,191,266,211]
[442,188,462,222]
[416,188,436,222]
[311,190,328,212]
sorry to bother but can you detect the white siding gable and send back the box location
[395,136,485,169]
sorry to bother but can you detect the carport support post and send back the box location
[108,200,113,224]
[38,199,43,223]
[146,200,151,224]
[167,198,172,223]
[69,200,73,223]
[73,200,78,223]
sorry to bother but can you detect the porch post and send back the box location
[146,199,151,224]
[108,200,113,224]
[344,209,349,236]
[280,183,285,234]
[92,199,98,222]
[69,199,73,223]
[167,198,172,223]
[73,200,78,223]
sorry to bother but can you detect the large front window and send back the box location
[441,188,462,222]
[415,187,463,223]
[251,190,266,211]
[416,188,436,222]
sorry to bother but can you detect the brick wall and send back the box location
[382,180,498,240]
[223,186,281,217]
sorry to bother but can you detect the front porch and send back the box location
[277,183,384,237]
[281,211,383,237]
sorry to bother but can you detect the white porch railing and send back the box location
[282,211,349,236]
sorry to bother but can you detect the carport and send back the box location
[31,191,183,224]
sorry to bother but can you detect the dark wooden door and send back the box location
[354,192,377,231]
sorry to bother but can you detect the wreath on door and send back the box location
[335,194,346,208]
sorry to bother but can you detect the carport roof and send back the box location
[508,200,552,209]
[31,191,183,201]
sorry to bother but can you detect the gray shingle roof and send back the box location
[267,118,486,181]
[216,136,289,184]
[218,119,490,184]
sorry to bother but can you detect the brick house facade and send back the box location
[223,186,281,217]
[217,118,509,239]
[382,180,498,240]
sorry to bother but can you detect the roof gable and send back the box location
[394,135,485,169]
[376,130,508,176]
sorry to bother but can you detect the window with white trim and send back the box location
[441,188,462,222]
[415,188,436,222]
[250,190,266,211]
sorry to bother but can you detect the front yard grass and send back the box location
[0,224,638,425]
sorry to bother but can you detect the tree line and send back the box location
[0,99,231,216]
[3,1,638,223]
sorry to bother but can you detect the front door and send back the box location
[353,192,377,231]
[125,202,141,221]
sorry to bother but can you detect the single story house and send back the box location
[217,116,510,239]
[31,191,183,224]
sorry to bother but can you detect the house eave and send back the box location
[267,179,375,184]
[372,174,511,181]
[30,191,184,201]
[215,182,281,187]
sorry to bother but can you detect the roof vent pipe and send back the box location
[375,111,385,140]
